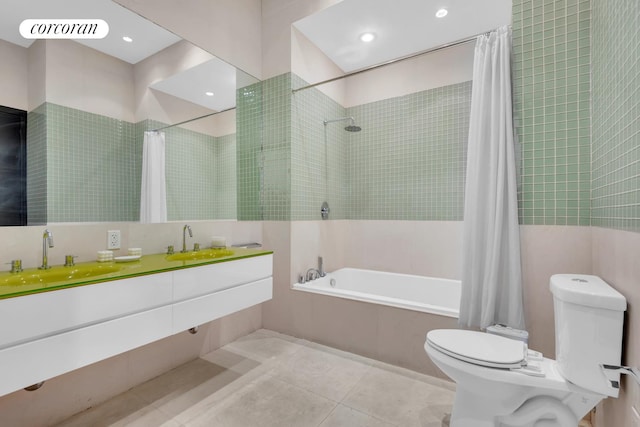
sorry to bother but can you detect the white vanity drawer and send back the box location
[172,255,272,302]
[0,305,172,397]
[0,253,273,397]
[0,272,173,349]
[172,277,272,333]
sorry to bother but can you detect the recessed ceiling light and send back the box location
[359,32,376,43]
[435,8,448,18]
[205,91,214,96]
[122,36,133,43]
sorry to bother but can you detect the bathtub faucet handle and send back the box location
[318,256,326,277]
[305,268,321,281]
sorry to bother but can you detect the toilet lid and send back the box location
[427,329,526,369]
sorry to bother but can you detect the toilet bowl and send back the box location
[425,330,602,427]
[425,275,627,427]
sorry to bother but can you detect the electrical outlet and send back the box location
[107,230,121,250]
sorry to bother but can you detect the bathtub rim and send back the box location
[291,268,460,319]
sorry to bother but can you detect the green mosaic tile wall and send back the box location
[291,74,349,220]
[237,81,265,221]
[261,74,292,221]
[591,0,640,231]
[346,82,471,220]
[288,76,471,221]
[512,0,592,226]
[215,133,238,219]
[26,104,47,225]
[33,105,234,223]
[144,119,237,221]
[45,103,138,222]
[132,124,237,222]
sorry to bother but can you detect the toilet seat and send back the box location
[425,330,605,426]
[427,329,526,369]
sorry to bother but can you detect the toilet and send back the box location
[425,274,627,427]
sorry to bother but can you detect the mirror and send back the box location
[0,0,259,225]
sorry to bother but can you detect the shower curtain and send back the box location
[459,26,525,330]
[140,131,167,223]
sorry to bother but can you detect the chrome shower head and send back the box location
[323,116,362,132]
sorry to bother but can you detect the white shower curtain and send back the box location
[459,26,525,330]
[140,131,167,223]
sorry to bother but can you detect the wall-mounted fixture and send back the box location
[321,201,330,220]
[323,117,362,133]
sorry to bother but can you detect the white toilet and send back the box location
[425,274,627,427]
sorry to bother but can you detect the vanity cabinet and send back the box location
[0,254,272,397]
[172,256,272,333]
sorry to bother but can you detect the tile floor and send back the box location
[56,329,455,427]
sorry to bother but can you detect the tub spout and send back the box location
[306,268,321,281]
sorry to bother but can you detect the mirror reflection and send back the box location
[0,0,259,226]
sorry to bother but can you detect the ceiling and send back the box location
[1,0,512,111]
[0,0,180,64]
[294,0,513,73]
[0,0,239,112]
[150,59,237,112]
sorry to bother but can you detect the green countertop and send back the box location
[0,248,272,300]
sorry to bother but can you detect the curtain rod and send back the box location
[151,107,236,132]
[291,30,494,94]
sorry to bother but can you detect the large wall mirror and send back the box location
[0,0,259,226]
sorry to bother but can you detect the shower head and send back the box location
[323,116,362,132]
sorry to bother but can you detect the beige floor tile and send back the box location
[56,330,455,427]
[200,346,266,375]
[299,339,377,366]
[318,404,395,427]
[55,390,182,427]
[130,357,259,423]
[156,351,271,424]
[342,364,454,427]
[253,328,300,342]
[221,328,304,362]
[272,344,372,401]
[184,374,336,427]
[131,358,230,404]
[372,360,456,392]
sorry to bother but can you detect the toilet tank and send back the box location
[550,274,627,397]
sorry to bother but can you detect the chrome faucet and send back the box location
[38,229,54,270]
[305,268,321,281]
[182,225,193,253]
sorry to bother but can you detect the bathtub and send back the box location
[292,268,460,318]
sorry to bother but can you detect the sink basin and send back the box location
[0,264,123,287]
[166,248,234,262]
